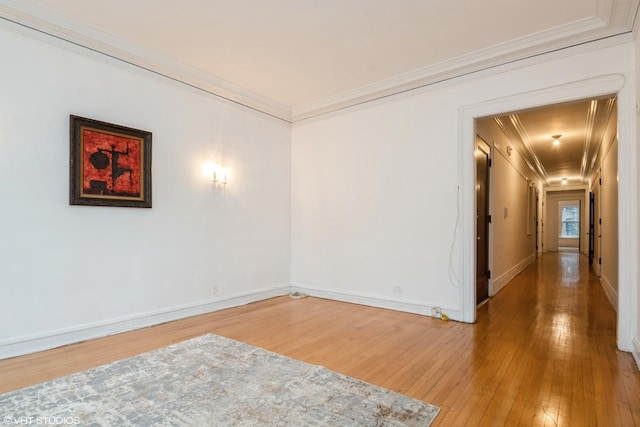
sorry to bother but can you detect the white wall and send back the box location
[590,101,620,318]
[601,139,619,307]
[634,27,640,367]
[587,107,619,311]
[291,39,636,328]
[0,21,292,358]
[291,93,463,316]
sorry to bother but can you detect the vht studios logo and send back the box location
[3,416,80,425]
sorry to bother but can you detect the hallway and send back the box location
[0,253,639,425]
[465,251,640,425]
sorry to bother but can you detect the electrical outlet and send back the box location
[212,285,219,295]
[393,284,402,292]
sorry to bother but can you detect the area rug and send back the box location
[0,334,439,426]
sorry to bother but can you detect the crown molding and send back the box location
[494,116,551,185]
[292,0,640,121]
[0,0,293,122]
[1,0,637,124]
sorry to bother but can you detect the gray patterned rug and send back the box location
[0,334,439,426]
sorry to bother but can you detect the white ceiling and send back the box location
[478,97,617,187]
[0,0,637,121]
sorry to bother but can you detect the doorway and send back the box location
[475,136,491,304]
[592,171,602,276]
[558,200,580,251]
[589,192,594,264]
[535,189,540,256]
[460,75,634,353]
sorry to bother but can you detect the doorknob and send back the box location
[477,236,481,240]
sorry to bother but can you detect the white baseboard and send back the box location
[0,286,290,360]
[491,254,536,296]
[291,285,461,322]
[600,275,618,311]
[633,337,640,370]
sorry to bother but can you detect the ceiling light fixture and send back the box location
[552,134,562,146]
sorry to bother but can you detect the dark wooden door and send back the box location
[593,172,601,276]
[589,192,594,265]
[475,138,490,304]
[535,190,540,256]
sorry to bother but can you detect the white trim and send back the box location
[292,5,638,122]
[0,3,292,122]
[0,286,290,360]
[632,337,640,369]
[492,254,537,296]
[601,275,619,311]
[615,79,638,352]
[544,189,588,253]
[290,285,461,322]
[460,74,637,353]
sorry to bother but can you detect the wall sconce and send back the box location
[506,146,513,156]
[213,168,228,188]
[552,134,562,146]
[561,177,568,185]
[204,161,229,190]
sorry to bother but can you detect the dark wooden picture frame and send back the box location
[69,115,152,208]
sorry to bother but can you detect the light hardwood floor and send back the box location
[1,252,639,426]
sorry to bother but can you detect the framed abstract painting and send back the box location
[69,115,152,208]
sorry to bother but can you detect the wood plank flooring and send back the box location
[1,252,639,426]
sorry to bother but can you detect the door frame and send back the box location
[589,191,594,265]
[592,170,602,276]
[475,135,492,304]
[535,188,540,257]
[459,74,636,352]
[557,200,581,250]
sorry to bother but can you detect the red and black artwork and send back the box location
[70,116,152,208]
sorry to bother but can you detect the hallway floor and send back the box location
[458,251,640,425]
[1,253,639,425]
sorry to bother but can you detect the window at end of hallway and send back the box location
[560,206,580,238]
